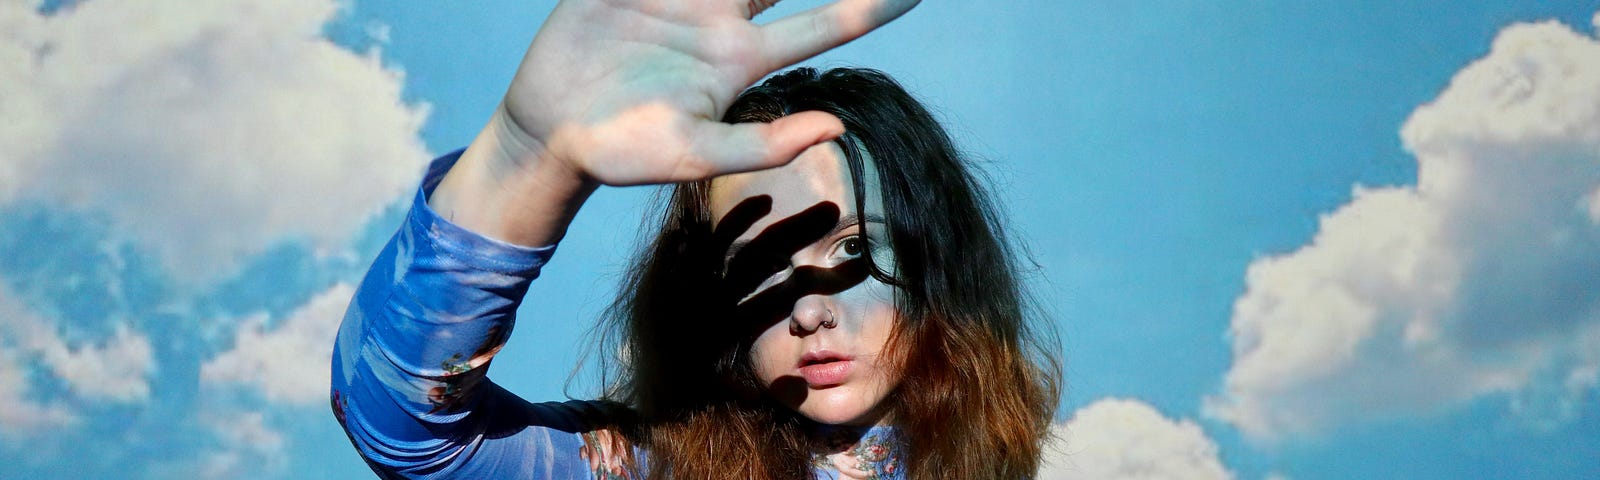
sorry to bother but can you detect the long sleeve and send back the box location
[329,150,633,479]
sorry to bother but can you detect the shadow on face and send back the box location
[712,196,870,335]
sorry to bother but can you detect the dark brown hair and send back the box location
[591,67,1062,479]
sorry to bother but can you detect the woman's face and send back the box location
[709,141,901,426]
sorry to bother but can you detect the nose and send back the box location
[789,294,835,334]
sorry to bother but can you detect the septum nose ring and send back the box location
[820,309,837,329]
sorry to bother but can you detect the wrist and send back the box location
[430,104,598,247]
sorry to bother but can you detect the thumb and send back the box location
[689,110,846,177]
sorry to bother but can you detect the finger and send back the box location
[734,258,868,330]
[724,202,840,295]
[758,0,921,70]
[712,195,772,252]
[745,0,782,18]
[688,110,844,177]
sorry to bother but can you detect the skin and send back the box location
[426,0,921,248]
[710,142,900,426]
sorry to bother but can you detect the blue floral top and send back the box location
[330,151,906,479]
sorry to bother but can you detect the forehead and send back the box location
[709,142,880,229]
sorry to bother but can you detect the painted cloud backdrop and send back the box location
[1209,14,1600,441]
[0,1,1595,478]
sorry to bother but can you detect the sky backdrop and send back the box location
[2,0,1598,478]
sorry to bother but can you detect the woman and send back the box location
[330,0,1061,478]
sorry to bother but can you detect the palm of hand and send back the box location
[501,0,918,186]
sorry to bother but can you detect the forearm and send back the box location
[331,151,557,474]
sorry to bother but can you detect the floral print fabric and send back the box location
[812,426,907,480]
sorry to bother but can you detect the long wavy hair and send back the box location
[589,67,1061,479]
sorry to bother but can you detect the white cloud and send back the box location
[195,411,289,480]
[1040,398,1233,480]
[0,0,429,281]
[1206,12,1600,441]
[201,283,354,404]
[0,345,79,436]
[0,283,154,414]
[43,325,153,401]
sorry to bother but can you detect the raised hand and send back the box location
[431,0,919,247]
[506,0,920,184]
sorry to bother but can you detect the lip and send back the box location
[798,350,854,387]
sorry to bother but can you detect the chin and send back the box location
[801,409,871,426]
[796,390,884,426]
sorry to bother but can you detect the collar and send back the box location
[809,424,906,480]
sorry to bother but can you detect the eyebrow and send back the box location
[722,212,885,270]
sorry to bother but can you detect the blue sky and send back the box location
[1,0,1597,478]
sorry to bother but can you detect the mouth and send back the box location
[798,351,854,387]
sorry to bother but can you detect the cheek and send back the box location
[745,279,902,387]
[748,323,794,384]
[836,280,899,345]
[828,283,903,393]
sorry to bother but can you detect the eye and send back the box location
[842,237,864,256]
[830,235,866,262]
